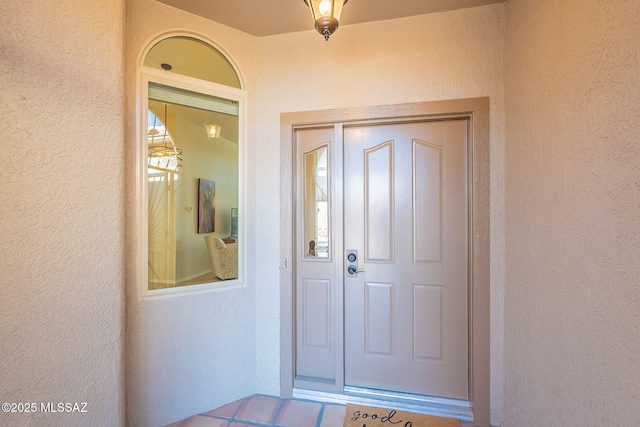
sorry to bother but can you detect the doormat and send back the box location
[343,404,461,427]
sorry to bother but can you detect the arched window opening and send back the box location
[144,36,241,88]
[139,35,244,297]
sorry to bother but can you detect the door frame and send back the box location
[279,98,490,426]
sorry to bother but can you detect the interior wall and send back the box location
[0,0,125,426]
[173,113,239,282]
[504,0,640,425]
[254,6,506,425]
[124,1,259,426]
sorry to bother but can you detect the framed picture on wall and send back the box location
[198,178,215,234]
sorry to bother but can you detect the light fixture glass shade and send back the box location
[148,104,183,172]
[148,145,183,171]
[304,0,348,41]
[205,124,222,139]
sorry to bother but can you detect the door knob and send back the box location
[346,249,364,277]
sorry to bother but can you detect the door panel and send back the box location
[294,127,338,384]
[413,284,443,360]
[302,278,331,349]
[365,142,394,262]
[413,140,443,263]
[364,282,395,356]
[344,120,468,400]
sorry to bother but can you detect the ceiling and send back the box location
[156,0,504,37]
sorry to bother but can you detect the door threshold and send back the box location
[292,387,473,422]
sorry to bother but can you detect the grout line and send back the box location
[226,419,274,427]
[271,398,287,426]
[175,395,349,427]
[207,395,284,427]
[231,396,249,419]
[315,402,326,427]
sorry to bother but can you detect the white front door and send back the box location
[343,120,469,399]
[293,118,469,401]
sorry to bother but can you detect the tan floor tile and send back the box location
[182,415,228,427]
[275,399,322,427]
[320,404,347,427]
[205,397,244,418]
[234,394,281,424]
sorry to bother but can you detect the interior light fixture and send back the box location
[148,103,183,172]
[304,0,348,41]
[204,124,222,139]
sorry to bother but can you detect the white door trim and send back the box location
[279,98,490,426]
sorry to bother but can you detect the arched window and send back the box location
[144,36,241,88]
[137,34,245,298]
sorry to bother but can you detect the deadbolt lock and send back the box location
[346,249,364,277]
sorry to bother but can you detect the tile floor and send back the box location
[165,394,475,427]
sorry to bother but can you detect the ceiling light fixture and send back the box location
[204,124,222,139]
[304,0,348,41]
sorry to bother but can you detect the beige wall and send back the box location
[253,6,506,425]
[5,0,640,425]
[0,0,125,426]
[504,0,640,425]
[4,1,507,425]
[124,2,259,426]
[125,3,506,426]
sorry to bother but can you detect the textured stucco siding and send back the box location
[504,0,640,425]
[124,2,260,426]
[254,6,506,425]
[4,0,639,425]
[0,0,125,426]
[125,3,506,426]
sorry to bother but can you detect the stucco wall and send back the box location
[126,3,505,426]
[254,6,506,425]
[2,1,507,426]
[124,2,259,427]
[0,0,125,426]
[504,0,640,425]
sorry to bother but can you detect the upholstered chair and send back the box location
[204,236,238,280]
